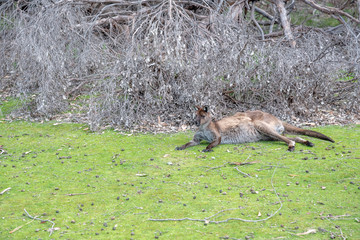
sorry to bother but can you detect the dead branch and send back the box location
[1,0,359,129]
[269,0,296,48]
[255,6,277,22]
[228,161,259,165]
[227,0,246,24]
[23,209,55,236]
[65,192,96,196]
[205,163,227,172]
[0,187,11,195]
[251,1,264,40]
[234,166,252,177]
[301,0,360,24]
[320,214,351,220]
[311,40,344,63]
[9,219,35,234]
[296,229,317,236]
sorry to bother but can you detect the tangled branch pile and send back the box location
[0,0,359,130]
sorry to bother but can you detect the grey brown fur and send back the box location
[176,106,335,152]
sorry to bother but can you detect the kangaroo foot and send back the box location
[202,149,213,152]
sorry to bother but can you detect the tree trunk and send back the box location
[272,0,296,48]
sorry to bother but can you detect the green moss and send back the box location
[0,98,21,118]
[0,122,359,239]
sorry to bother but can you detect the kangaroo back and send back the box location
[282,122,334,143]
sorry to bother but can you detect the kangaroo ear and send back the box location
[203,106,209,112]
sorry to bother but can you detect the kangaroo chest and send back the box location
[194,129,215,143]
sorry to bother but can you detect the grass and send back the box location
[0,119,359,239]
[0,98,21,118]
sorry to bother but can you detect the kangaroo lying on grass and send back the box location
[176,106,334,152]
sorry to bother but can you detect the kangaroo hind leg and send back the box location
[254,122,296,151]
[287,137,314,147]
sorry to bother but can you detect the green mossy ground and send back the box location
[0,120,359,239]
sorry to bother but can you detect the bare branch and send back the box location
[234,166,252,177]
[251,1,264,40]
[0,187,11,195]
[270,0,296,48]
[301,0,360,24]
[23,209,56,236]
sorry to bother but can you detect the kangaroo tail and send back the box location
[282,122,335,143]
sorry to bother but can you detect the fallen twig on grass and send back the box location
[234,167,252,178]
[0,187,11,195]
[228,161,259,165]
[65,191,98,196]
[296,228,317,236]
[23,209,55,236]
[205,163,227,172]
[257,165,288,171]
[149,167,282,224]
[321,214,351,220]
[9,219,35,234]
[65,193,90,196]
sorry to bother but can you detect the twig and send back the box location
[257,165,288,171]
[149,167,282,224]
[9,219,35,234]
[296,229,317,236]
[228,161,259,166]
[65,192,93,196]
[0,187,11,195]
[321,214,351,220]
[24,209,55,237]
[339,227,346,240]
[205,163,227,172]
[234,167,252,178]
[301,0,360,24]
[250,1,264,40]
[272,0,296,47]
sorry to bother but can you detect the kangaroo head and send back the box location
[195,106,211,126]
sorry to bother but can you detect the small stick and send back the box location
[24,209,55,236]
[0,187,11,195]
[228,161,259,166]
[234,167,252,178]
[321,214,351,220]
[205,163,227,172]
[9,219,35,234]
[65,193,90,196]
[65,191,98,196]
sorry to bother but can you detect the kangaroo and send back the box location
[176,106,334,152]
